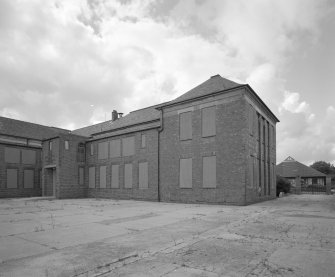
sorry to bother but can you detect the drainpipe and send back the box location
[157,108,164,202]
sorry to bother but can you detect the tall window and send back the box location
[98,141,109,159]
[141,134,146,148]
[6,169,18,188]
[77,143,85,162]
[110,139,121,158]
[179,158,192,188]
[139,162,148,189]
[90,143,94,156]
[180,112,192,140]
[111,165,119,188]
[49,141,53,151]
[88,167,96,188]
[124,163,133,188]
[202,106,216,137]
[99,166,107,188]
[202,156,216,188]
[24,170,34,189]
[65,140,69,150]
[122,137,135,156]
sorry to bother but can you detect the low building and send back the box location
[1,75,279,205]
[276,156,329,194]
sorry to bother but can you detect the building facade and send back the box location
[0,75,279,205]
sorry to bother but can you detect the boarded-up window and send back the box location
[202,106,216,137]
[88,167,96,188]
[248,156,253,188]
[111,165,119,188]
[203,156,216,188]
[79,167,84,185]
[7,169,18,188]
[122,137,135,156]
[180,158,192,188]
[65,140,69,150]
[99,166,107,188]
[180,112,192,140]
[22,149,36,165]
[90,143,94,156]
[110,140,121,158]
[124,163,133,188]
[139,162,148,189]
[249,105,254,135]
[98,142,109,159]
[4,147,20,163]
[141,134,146,148]
[24,170,34,188]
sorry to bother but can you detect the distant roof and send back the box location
[276,156,326,178]
[0,116,69,140]
[72,105,161,137]
[159,74,242,107]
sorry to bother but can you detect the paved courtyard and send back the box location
[0,195,334,277]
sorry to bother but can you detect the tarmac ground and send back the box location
[0,194,334,276]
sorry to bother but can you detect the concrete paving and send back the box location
[0,195,334,277]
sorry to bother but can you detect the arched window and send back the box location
[77,142,85,162]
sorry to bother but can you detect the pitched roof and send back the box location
[72,105,161,137]
[159,74,242,107]
[0,116,69,140]
[276,156,326,178]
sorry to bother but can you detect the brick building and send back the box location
[0,75,279,205]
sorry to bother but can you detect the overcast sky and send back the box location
[0,0,334,165]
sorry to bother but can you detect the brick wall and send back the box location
[244,89,277,204]
[86,129,159,201]
[159,88,249,205]
[0,143,42,198]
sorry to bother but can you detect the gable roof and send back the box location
[0,116,69,140]
[276,156,326,178]
[72,105,161,137]
[159,74,242,107]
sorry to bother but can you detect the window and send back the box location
[49,141,52,151]
[122,137,135,156]
[88,167,96,188]
[65,140,69,150]
[179,158,192,188]
[180,112,192,140]
[90,143,94,156]
[79,167,84,185]
[24,170,34,189]
[141,134,146,148]
[202,156,216,188]
[6,169,18,188]
[139,162,148,189]
[124,163,133,188]
[22,149,36,165]
[77,143,85,162]
[4,147,20,163]
[110,139,121,158]
[99,166,107,188]
[247,156,253,189]
[202,106,216,137]
[98,141,109,159]
[248,105,254,135]
[111,165,119,188]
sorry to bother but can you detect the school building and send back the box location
[0,75,279,205]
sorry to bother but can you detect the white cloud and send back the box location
[0,0,333,164]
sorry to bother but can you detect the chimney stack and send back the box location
[112,110,118,121]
